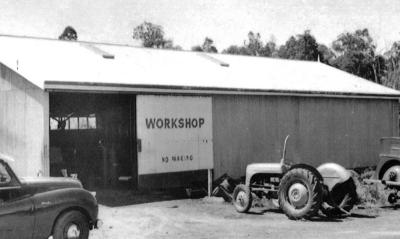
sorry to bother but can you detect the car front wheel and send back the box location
[53,210,90,239]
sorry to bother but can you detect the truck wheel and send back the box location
[53,210,89,239]
[382,165,400,182]
[278,168,323,220]
[388,193,398,204]
[233,184,252,213]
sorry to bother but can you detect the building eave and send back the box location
[44,81,400,100]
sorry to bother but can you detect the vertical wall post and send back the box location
[207,169,212,197]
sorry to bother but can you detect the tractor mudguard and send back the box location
[317,163,358,216]
[317,163,351,191]
[289,163,323,182]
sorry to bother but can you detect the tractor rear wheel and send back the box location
[233,184,252,213]
[278,167,323,220]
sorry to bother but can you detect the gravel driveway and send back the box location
[90,197,400,239]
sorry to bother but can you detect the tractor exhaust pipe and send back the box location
[280,135,290,166]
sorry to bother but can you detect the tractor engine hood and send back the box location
[19,177,83,193]
[245,163,283,185]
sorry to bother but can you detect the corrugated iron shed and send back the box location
[0,35,399,98]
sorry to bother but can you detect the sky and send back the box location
[0,0,399,52]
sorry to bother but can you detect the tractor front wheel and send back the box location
[278,167,323,220]
[233,184,252,213]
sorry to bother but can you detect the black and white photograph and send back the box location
[0,0,400,238]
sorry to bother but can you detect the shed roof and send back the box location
[0,35,399,98]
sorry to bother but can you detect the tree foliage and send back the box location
[133,21,165,48]
[222,45,252,55]
[246,32,263,56]
[59,26,78,41]
[128,22,400,90]
[191,37,218,53]
[222,32,276,57]
[382,41,400,89]
[317,44,335,64]
[133,21,181,50]
[278,30,319,61]
[163,39,182,50]
[331,29,383,83]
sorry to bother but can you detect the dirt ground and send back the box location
[90,196,400,239]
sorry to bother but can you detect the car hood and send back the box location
[19,177,83,193]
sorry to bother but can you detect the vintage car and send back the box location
[0,153,99,239]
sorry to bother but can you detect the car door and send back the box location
[0,195,35,238]
[0,161,34,239]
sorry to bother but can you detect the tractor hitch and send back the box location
[364,178,400,204]
[364,178,400,187]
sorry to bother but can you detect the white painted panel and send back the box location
[137,95,213,175]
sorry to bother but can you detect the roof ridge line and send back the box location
[0,33,135,47]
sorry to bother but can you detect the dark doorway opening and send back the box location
[49,92,137,190]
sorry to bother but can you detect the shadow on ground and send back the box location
[246,204,380,222]
[94,187,196,207]
[380,204,400,210]
[308,212,377,222]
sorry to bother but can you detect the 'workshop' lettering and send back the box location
[145,118,205,129]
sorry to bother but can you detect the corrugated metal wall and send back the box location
[0,63,49,177]
[212,95,398,178]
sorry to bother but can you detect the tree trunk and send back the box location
[372,63,378,83]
